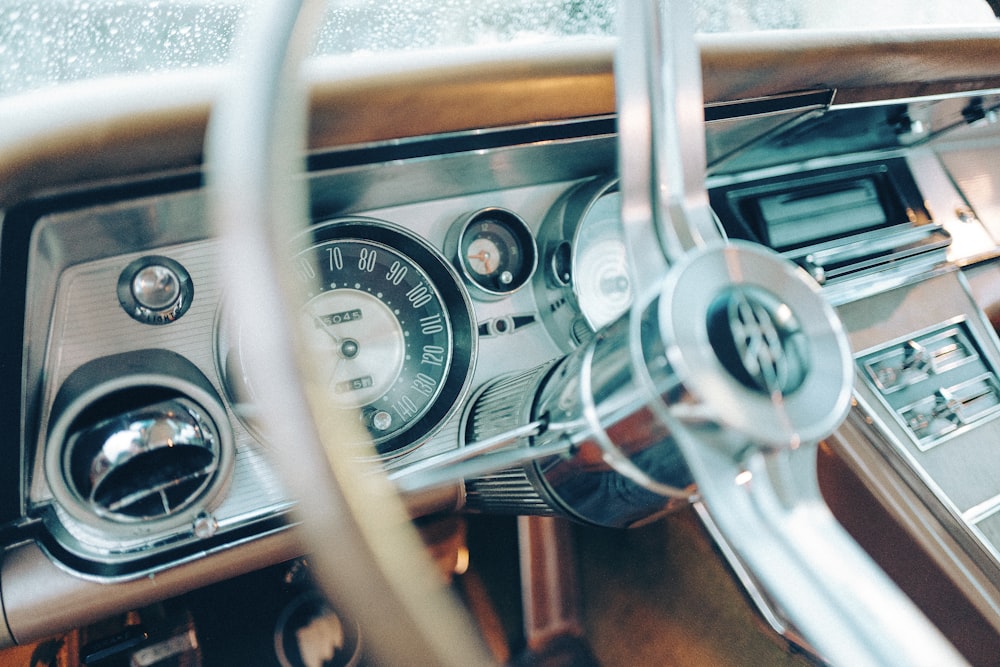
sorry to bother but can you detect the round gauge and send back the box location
[535,178,632,352]
[572,188,632,330]
[455,208,537,297]
[221,219,475,458]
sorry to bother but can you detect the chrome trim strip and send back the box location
[704,89,833,122]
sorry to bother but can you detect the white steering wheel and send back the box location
[208,1,966,664]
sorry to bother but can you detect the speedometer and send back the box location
[222,218,475,458]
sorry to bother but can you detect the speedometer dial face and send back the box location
[221,218,475,459]
[295,220,475,457]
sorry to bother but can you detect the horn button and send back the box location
[707,286,809,396]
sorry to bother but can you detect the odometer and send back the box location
[295,220,475,457]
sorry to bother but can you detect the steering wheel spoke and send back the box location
[616,0,720,286]
[612,1,967,664]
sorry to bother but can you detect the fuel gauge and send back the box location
[453,208,537,298]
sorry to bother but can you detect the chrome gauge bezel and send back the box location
[450,207,538,299]
[536,177,631,351]
[219,217,476,460]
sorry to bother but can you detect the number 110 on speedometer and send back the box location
[292,220,474,457]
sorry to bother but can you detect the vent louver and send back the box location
[66,398,221,521]
[46,350,234,538]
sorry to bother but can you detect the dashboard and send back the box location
[6,26,1000,666]
[19,119,628,574]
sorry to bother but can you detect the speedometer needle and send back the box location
[311,313,343,344]
[309,313,349,387]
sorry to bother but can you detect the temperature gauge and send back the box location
[452,208,537,298]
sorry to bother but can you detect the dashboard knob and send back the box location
[117,255,193,325]
[131,263,181,311]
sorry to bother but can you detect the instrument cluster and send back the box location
[218,178,633,464]
[23,148,631,572]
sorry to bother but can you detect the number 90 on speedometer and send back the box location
[294,219,475,458]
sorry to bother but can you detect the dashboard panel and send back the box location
[16,120,618,577]
[15,88,1000,573]
[4,29,1000,663]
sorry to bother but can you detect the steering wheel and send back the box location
[208,1,966,665]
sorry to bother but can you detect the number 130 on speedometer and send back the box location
[293,219,475,458]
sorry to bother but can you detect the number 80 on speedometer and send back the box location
[294,219,475,458]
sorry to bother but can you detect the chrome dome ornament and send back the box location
[707,285,808,397]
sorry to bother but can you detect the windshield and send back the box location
[1,0,996,98]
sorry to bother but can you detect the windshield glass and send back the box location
[1,0,996,98]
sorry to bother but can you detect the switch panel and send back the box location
[858,322,1000,450]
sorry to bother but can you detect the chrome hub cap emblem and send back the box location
[707,286,809,395]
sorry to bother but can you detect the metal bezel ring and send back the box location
[44,350,235,541]
[657,241,854,448]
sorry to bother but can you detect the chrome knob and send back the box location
[131,263,181,311]
[117,255,193,325]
